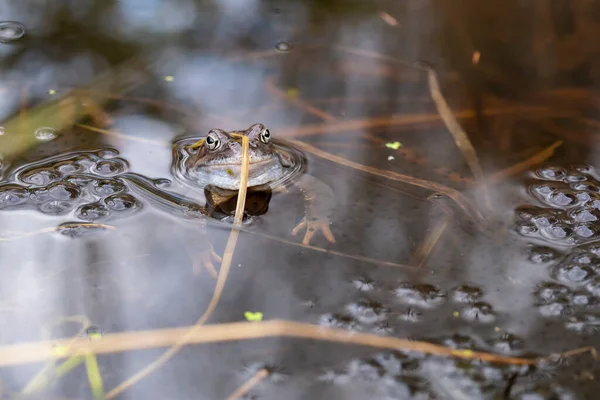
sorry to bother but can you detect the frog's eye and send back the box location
[260,128,271,144]
[205,133,221,151]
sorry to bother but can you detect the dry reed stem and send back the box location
[232,134,250,224]
[21,316,91,395]
[409,217,449,269]
[415,62,490,210]
[19,85,28,136]
[253,231,419,271]
[2,320,596,368]
[264,76,338,121]
[77,124,168,147]
[487,140,563,184]
[105,134,251,399]
[287,139,486,229]
[0,224,116,242]
[277,105,560,139]
[226,368,269,400]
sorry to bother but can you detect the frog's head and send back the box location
[186,123,287,190]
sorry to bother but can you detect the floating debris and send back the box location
[385,141,402,150]
[275,41,292,52]
[244,311,263,321]
[34,127,57,141]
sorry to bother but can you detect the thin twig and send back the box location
[0,224,116,242]
[3,320,597,368]
[105,132,251,399]
[287,139,486,229]
[487,140,563,184]
[264,75,337,121]
[276,105,561,139]
[227,368,269,400]
[409,217,449,268]
[77,124,168,147]
[415,62,490,210]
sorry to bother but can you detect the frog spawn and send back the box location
[0,150,142,224]
[516,164,600,245]
[518,164,600,333]
[317,344,569,399]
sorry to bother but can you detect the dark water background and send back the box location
[0,1,599,399]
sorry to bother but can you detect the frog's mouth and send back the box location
[195,158,285,190]
[171,137,307,191]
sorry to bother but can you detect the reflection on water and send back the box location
[0,0,600,399]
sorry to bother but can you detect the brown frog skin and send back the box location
[184,123,336,246]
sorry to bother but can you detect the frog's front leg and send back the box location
[289,175,336,246]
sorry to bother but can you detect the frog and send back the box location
[172,122,336,246]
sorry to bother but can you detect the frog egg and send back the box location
[535,165,567,180]
[0,185,28,208]
[76,202,110,221]
[0,22,25,43]
[91,159,127,176]
[104,193,140,212]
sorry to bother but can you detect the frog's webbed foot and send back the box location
[192,247,223,278]
[292,216,336,246]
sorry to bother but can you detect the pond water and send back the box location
[0,1,599,399]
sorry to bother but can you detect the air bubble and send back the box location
[0,22,26,43]
[34,127,57,141]
[275,41,292,52]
